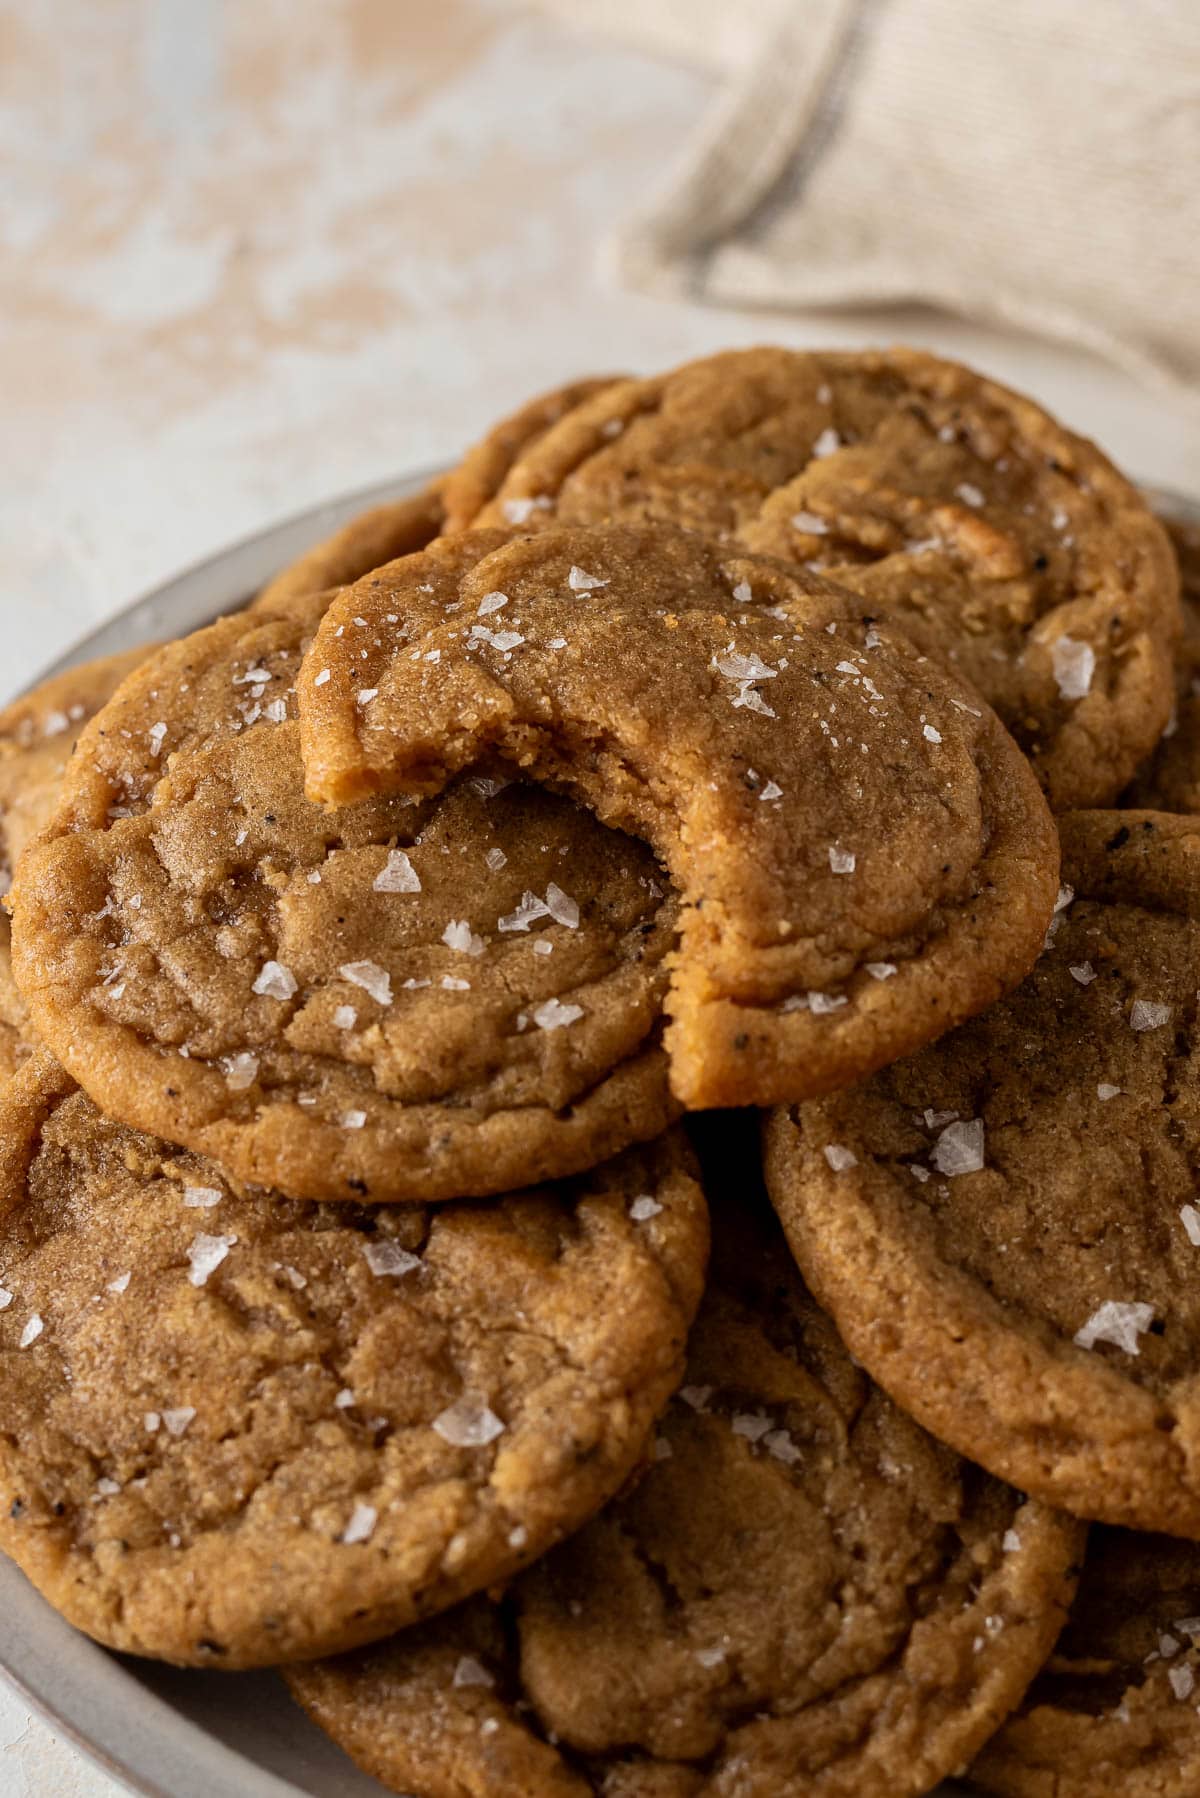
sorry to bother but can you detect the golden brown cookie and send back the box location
[252,375,622,618]
[286,1186,1081,1798]
[297,524,1059,1111]
[440,374,624,535]
[0,646,152,1078]
[0,645,151,881]
[767,808,1200,1537]
[9,591,679,1202]
[970,1528,1200,1798]
[1124,509,1200,813]
[253,484,447,617]
[471,347,1179,809]
[0,1052,707,1667]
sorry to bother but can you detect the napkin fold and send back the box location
[543,0,1200,403]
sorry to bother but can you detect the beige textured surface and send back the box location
[2,0,1199,1789]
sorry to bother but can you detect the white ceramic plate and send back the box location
[3,474,1196,1798]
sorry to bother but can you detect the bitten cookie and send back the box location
[286,1189,1081,1798]
[767,808,1200,1536]
[297,524,1059,1110]
[9,591,678,1202]
[970,1528,1200,1798]
[469,347,1179,809]
[0,1053,707,1667]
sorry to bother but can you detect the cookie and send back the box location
[9,590,679,1202]
[0,646,152,1078]
[440,374,624,536]
[0,1052,707,1667]
[767,807,1200,1536]
[971,1528,1200,1798]
[253,376,622,617]
[253,484,447,616]
[1123,509,1200,813]
[286,1185,1081,1798]
[297,524,1059,1110]
[0,645,152,881]
[470,347,1179,809]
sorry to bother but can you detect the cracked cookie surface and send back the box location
[767,809,1200,1535]
[8,595,678,1202]
[469,347,1179,809]
[297,524,1059,1110]
[287,1182,1080,1798]
[970,1527,1200,1798]
[0,1053,706,1667]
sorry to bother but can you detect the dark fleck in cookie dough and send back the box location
[767,808,1200,1536]
[297,524,1059,1110]
[970,1527,1200,1798]
[287,1189,1080,1798]
[0,1054,706,1667]
[9,593,679,1202]
[470,347,1179,809]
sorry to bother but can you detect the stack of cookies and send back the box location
[0,347,1197,1798]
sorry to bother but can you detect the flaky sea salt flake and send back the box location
[453,1655,495,1688]
[341,1503,377,1546]
[1170,1664,1196,1701]
[187,1233,234,1287]
[568,566,608,592]
[824,1144,857,1172]
[931,1118,985,1177]
[363,1241,420,1278]
[532,998,584,1030]
[221,1052,258,1090]
[1074,1300,1155,1355]
[1130,999,1172,1032]
[253,959,297,1001]
[629,1194,663,1221]
[544,883,579,928]
[339,960,393,1006]
[19,1314,43,1348]
[1051,636,1095,701]
[442,919,485,956]
[433,1397,505,1448]
[373,849,421,894]
[183,1186,223,1208]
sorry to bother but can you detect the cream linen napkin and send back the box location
[541,0,1200,402]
